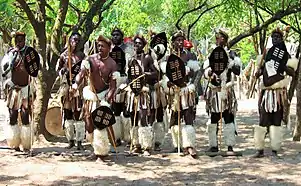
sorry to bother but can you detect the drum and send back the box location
[45,98,65,136]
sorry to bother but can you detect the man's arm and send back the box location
[74,58,89,87]
[56,55,66,76]
[106,61,118,103]
[145,55,159,80]
[229,56,242,76]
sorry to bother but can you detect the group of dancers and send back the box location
[1,26,298,161]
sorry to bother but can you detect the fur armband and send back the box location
[287,57,299,71]
[81,60,90,70]
[112,72,121,80]
[228,56,242,69]
[187,84,195,92]
[187,60,200,71]
[72,83,78,90]
[142,86,149,92]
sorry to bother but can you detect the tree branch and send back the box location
[294,13,301,31]
[187,4,221,40]
[244,0,301,35]
[45,3,55,13]
[101,0,115,12]
[175,1,206,30]
[16,0,38,31]
[50,0,70,69]
[228,5,301,48]
[69,2,83,23]
[93,0,116,30]
[81,0,107,43]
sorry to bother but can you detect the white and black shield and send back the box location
[209,46,228,76]
[127,59,145,95]
[66,60,82,85]
[166,54,186,88]
[91,106,116,130]
[110,46,126,75]
[150,32,168,61]
[24,46,40,77]
[263,41,289,87]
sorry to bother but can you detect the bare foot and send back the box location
[187,147,197,158]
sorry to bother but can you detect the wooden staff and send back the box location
[177,49,181,155]
[67,45,73,90]
[28,75,34,153]
[219,99,223,151]
[87,69,118,155]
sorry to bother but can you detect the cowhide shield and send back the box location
[66,60,82,85]
[24,46,40,77]
[150,32,168,60]
[127,59,145,95]
[263,41,289,87]
[110,46,126,75]
[209,46,229,76]
[166,54,186,87]
[91,106,116,130]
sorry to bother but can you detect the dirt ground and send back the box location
[0,98,301,186]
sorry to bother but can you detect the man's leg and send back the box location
[170,110,182,152]
[20,107,31,151]
[182,107,197,157]
[153,106,165,151]
[269,108,284,157]
[5,108,21,151]
[130,111,141,153]
[206,112,219,152]
[64,109,75,148]
[74,110,85,150]
[252,108,270,158]
[223,110,236,152]
[111,102,123,146]
[138,109,154,156]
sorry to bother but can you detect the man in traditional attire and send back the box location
[73,35,118,161]
[126,34,158,156]
[2,32,35,152]
[164,30,200,157]
[110,28,132,146]
[253,28,298,157]
[56,32,86,150]
[203,29,242,153]
[147,32,168,151]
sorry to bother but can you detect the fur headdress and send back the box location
[271,27,284,37]
[171,30,186,41]
[111,27,124,37]
[133,34,147,47]
[215,28,229,42]
[97,35,112,48]
[14,31,26,38]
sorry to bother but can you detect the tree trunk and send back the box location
[33,68,57,140]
